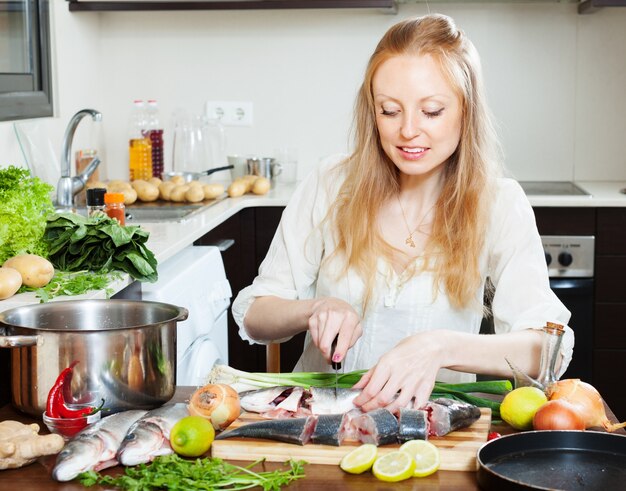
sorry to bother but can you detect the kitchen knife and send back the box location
[331,335,341,399]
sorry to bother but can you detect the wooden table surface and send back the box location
[0,387,622,490]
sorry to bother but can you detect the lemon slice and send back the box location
[399,440,441,477]
[339,444,378,474]
[372,450,416,482]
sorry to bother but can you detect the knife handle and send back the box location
[331,336,342,370]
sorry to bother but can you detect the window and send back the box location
[0,0,52,121]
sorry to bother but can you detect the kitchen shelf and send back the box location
[67,0,398,12]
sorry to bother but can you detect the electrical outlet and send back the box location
[205,101,253,127]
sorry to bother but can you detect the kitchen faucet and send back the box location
[55,109,103,212]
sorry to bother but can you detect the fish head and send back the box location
[117,422,164,466]
[52,439,104,482]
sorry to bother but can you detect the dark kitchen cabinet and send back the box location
[533,206,625,420]
[195,206,305,373]
[593,208,626,421]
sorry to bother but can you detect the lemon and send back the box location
[170,415,215,457]
[500,386,548,430]
[399,440,441,477]
[372,450,416,482]
[339,444,378,474]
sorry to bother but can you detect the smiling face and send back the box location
[372,53,463,180]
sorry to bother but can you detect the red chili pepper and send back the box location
[488,431,502,441]
[45,361,79,418]
[59,398,105,419]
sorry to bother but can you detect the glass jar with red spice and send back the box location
[104,192,126,225]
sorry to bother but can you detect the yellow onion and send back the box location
[548,379,626,432]
[188,383,241,431]
[533,399,585,431]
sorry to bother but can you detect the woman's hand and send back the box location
[352,331,446,413]
[308,297,362,365]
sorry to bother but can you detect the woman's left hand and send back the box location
[352,331,446,413]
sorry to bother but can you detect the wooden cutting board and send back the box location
[211,408,491,471]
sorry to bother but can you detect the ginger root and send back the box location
[0,420,65,470]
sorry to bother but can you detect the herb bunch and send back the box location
[78,454,306,491]
[18,270,122,302]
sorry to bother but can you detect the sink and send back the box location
[518,181,590,196]
[125,201,220,223]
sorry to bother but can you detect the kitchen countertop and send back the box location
[1,178,625,314]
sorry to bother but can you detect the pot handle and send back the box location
[0,335,41,348]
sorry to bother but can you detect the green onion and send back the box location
[208,364,508,414]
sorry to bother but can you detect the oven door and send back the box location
[550,278,594,382]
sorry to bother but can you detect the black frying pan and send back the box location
[477,430,626,491]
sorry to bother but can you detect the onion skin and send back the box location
[533,400,585,431]
[548,379,626,432]
[189,383,241,431]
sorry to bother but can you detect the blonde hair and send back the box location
[329,14,501,311]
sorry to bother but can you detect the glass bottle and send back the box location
[104,192,126,225]
[128,100,153,181]
[535,322,565,389]
[86,187,106,217]
[146,100,164,179]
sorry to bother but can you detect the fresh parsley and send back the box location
[78,454,306,490]
[18,270,122,302]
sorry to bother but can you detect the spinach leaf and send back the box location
[45,213,158,282]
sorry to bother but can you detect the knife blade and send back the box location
[331,335,341,399]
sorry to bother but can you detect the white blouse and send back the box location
[232,156,574,383]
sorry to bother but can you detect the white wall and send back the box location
[1,1,625,184]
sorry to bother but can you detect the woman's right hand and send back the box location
[308,297,362,365]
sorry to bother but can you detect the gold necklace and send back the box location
[397,195,435,248]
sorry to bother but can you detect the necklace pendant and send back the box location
[406,235,416,248]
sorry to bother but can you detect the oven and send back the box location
[542,235,595,383]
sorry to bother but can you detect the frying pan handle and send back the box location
[201,165,234,176]
[0,335,41,348]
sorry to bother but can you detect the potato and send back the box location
[121,188,138,206]
[227,181,247,198]
[203,183,225,200]
[86,180,107,190]
[107,180,133,192]
[188,180,203,188]
[0,267,22,300]
[3,254,54,288]
[159,181,176,201]
[252,177,271,195]
[170,185,190,202]
[185,186,205,203]
[169,175,186,186]
[240,175,258,193]
[132,180,159,202]
[148,177,162,187]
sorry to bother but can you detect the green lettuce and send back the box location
[0,166,54,263]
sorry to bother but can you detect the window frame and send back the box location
[0,0,53,122]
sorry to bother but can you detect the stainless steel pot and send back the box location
[163,164,234,183]
[0,299,188,417]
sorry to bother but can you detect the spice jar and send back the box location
[86,188,106,218]
[104,192,126,225]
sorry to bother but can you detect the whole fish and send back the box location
[52,410,147,482]
[215,416,317,445]
[239,386,292,413]
[117,403,189,466]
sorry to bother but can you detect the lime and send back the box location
[372,450,416,482]
[500,386,548,430]
[170,416,215,457]
[399,440,440,477]
[339,444,378,474]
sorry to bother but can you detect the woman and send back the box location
[232,14,573,413]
